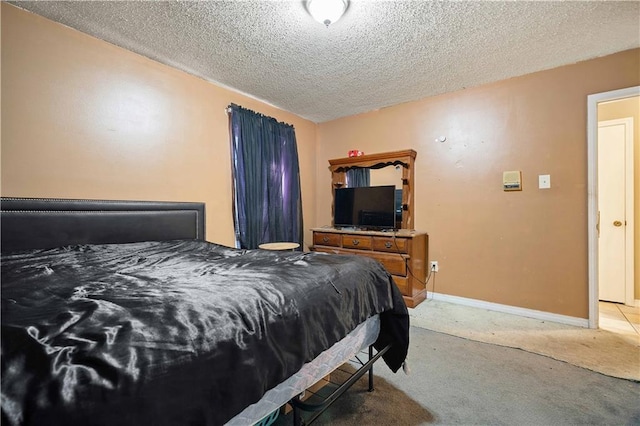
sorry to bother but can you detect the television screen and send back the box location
[334,185,397,230]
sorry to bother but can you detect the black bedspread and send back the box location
[1,240,408,426]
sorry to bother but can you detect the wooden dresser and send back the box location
[311,227,428,308]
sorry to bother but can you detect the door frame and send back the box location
[587,86,639,329]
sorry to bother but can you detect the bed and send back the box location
[1,197,409,426]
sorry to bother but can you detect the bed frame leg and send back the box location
[288,344,390,425]
[293,396,303,426]
[368,346,374,392]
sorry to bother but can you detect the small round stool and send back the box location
[258,242,300,251]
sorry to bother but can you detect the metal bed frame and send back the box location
[288,345,391,426]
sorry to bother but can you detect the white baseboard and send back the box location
[426,292,590,328]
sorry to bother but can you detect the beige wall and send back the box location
[316,49,640,318]
[0,4,317,247]
[598,96,640,299]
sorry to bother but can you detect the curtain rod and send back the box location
[224,105,294,129]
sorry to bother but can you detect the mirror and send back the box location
[328,150,417,229]
[344,165,404,229]
[344,165,403,188]
[368,165,403,188]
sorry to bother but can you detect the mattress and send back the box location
[227,315,381,425]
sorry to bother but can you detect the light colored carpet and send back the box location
[409,299,640,381]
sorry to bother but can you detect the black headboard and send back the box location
[1,197,205,253]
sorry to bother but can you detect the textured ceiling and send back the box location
[9,1,640,123]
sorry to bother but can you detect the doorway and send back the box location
[587,86,639,329]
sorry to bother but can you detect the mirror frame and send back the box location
[328,149,417,230]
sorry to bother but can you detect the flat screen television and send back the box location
[334,185,397,230]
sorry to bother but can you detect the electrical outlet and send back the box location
[430,261,439,272]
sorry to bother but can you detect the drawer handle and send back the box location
[385,241,392,249]
[322,236,329,243]
[352,239,360,246]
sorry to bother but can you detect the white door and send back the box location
[598,118,634,304]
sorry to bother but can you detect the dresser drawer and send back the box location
[342,235,372,250]
[355,251,407,276]
[372,236,409,254]
[314,232,341,247]
[311,246,407,277]
[391,276,409,295]
[375,254,407,276]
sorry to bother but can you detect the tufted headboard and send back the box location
[1,197,205,253]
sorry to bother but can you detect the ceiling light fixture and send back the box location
[306,0,349,27]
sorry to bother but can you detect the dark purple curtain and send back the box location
[346,167,370,187]
[229,104,303,250]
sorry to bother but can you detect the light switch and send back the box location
[538,174,551,189]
